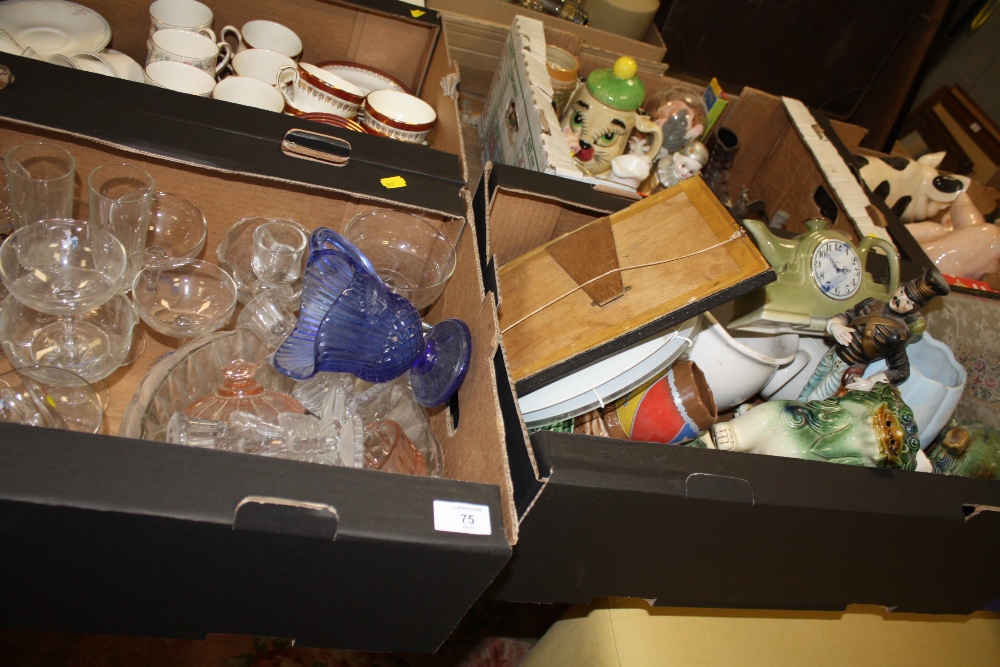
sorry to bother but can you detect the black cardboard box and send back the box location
[0,52,519,652]
[475,163,1000,614]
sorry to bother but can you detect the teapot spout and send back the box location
[740,217,791,269]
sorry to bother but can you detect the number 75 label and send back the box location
[433,500,492,536]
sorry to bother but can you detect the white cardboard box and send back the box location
[479,16,633,194]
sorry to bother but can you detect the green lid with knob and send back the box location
[585,56,645,112]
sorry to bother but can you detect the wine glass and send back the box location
[130,258,238,346]
[0,219,127,373]
[0,365,104,433]
[344,209,460,311]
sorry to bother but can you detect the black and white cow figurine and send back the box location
[851,152,970,223]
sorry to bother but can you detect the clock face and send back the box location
[811,239,862,300]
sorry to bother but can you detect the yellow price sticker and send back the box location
[381,176,408,189]
[410,9,426,17]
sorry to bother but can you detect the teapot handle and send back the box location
[633,115,663,161]
[857,235,901,294]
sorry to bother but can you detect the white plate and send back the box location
[0,0,111,58]
[517,317,702,426]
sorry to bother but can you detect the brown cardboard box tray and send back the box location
[57,0,472,184]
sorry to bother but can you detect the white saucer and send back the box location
[517,316,702,425]
[0,0,111,58]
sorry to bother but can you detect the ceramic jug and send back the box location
[560,56,662,176]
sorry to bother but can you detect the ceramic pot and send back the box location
[559,56,662,176]
[603,359,716,445]
[866,331,966,448]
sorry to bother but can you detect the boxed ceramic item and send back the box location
[475,163,1000,614]
[0,53,517,651]
[16,0,471,183]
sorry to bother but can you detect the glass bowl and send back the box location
[343,209,459,311]
[119,328,296,441]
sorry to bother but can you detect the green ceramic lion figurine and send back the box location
[689,383,920,470]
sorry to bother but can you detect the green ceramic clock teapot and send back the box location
[727,218,901,335]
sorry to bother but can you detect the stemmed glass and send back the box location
[343,209,460,312]
[273,228,471,408]
[0,219,127,376]
[143,191,208,266]
[131,258,238,347]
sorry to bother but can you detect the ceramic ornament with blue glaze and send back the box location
[272,228,471,408]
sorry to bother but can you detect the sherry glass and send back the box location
[143,191,208,266]
[131,258,238,346]
[0,219,126,375]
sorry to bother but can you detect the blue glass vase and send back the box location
[273,228,471,407]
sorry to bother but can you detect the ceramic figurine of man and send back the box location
[798,267,950,402]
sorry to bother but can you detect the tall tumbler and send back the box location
[3,142,76,230]
[89,164,155,287]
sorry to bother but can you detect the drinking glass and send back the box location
[251,219,308,290]
[89,164,155,284]
[216,216,309,304]
[131,258,237,346]
[0,219,127,374]
[343,209,460,311]
[3,142,76,229]
[0,366,104,433]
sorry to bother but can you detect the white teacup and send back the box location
[230,48,297,86]
[221,20,302,60]
[144,60,216,97]
[148,28,232,77]
[362,89,437,144]
[278,62,364,118]
[99,50,146,83]
[213,76,285,112]
[148,0,215,39]
[685,308,799,411]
